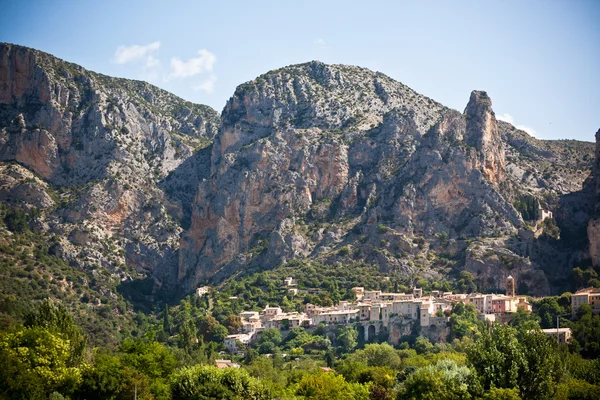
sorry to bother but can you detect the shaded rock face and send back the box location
[0,43,219,287]
[179,62,526,289]
[589,129,600,266]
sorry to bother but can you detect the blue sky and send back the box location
[1,0,598,141]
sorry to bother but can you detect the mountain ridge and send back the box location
[0,43,596,316]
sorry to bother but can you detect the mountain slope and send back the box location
[0,43,219,340]
[0,44,595,323]
[179,61,595,296]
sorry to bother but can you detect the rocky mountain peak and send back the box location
[464,90,505,185]
[1,45,596,300]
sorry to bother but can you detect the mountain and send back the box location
[0,43,596,325]
[179,61,595,296]
[0,43,218,341]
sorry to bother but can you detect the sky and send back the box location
[1,0,598,141]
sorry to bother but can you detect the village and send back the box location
[197,276,600,354]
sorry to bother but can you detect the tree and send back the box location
[518,331,564,400]
[163,304,171,335]
[4,208,29,233]
[169,365,270,400]
[467,324,524,391]
[76,352,153,400]
[24,298,87,366]
[555,379,600,400]
[223,314,243,334]
[197,314,219,342]
[457,271,477,294]
[399,359,477,400]
[414,336,434,354]
[346,343,401,369]
[335,326,357,354]
[0,327,83,399]
[482,387,521,400]
[295,372,370,400]
[209,324,229,344]
[259,328,283,346]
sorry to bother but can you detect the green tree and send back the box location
[346,343,401,369]
[170,365,271,400]
[467,324,524,391]
[163,304,171,335]
[295,372,370,400]
[399,359,477,400]
[0,326,83,399]
[335,326,358,353]
[482,387,521,400]
[555,379,600,400]
[259,328,283,346]
[24,298,87,366]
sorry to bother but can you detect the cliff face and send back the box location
[588,130,600,266]
[1,44,595,298]
[179,63,571,292]
[0,43,219,288]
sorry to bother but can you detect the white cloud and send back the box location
[314,38,329,49]
[169,49,216,79]
[113,41,160,67]
[496,113,515,124]
[496,113,538,137]
[194,75,217,94]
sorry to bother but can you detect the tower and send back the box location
[506,275,515,297]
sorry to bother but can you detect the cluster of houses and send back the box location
[220,275,541,352]
[571,287,600,315]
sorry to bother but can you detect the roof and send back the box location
[215,359,240,369]
[542,328,571,334]
[574,287,600,295]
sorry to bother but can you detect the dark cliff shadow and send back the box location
[158,145,212,229]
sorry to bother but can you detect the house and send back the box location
[538,207,553,221]
[196,286,210,297]
[283,277,297,287]
[312,309,359,325]
[215,359,240,369]
[224,333,253,352]
[517,298,532,312]
[352,287,365,300]
[541,328,572,344]
[571,288,600,315]
[261,305,283,321]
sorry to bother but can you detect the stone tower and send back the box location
[506,275,515,297]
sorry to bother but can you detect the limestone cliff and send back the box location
[0,43,219,291]
[178,62,589,294]
[588,129,600,266]
[1,44,595,299]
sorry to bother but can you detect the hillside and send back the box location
[0,43,220,343]
[180,61,596,296]
[0,44,597,345]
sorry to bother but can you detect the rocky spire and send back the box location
[464,90,505,185]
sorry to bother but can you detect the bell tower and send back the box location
[506,275,515,297]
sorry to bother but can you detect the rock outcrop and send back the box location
[178,62,587,293]
[588,129,600,266]
[0,43,219,288]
